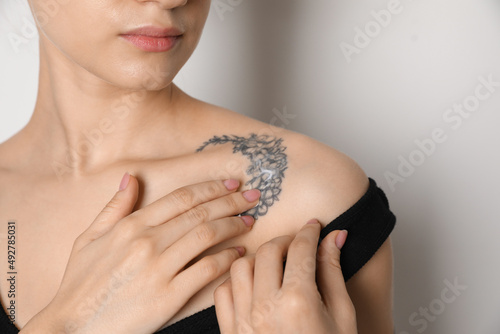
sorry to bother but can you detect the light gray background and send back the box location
[1,0,499,333]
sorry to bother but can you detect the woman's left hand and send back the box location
[214,220,358,334]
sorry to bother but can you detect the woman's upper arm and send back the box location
[346,237,394,334]
[257,132,395,333]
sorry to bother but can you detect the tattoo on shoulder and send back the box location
[196,134,288,219]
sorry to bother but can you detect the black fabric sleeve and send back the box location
[319,178,396,282]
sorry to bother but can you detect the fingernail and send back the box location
[307,219,319,225]
[235,246,246,256]
[242,189,260,202]
[335,230,348,250]
[224,179,239,191]
[119,172,130,191]
[240,215,255,227]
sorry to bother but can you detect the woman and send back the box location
[0,0,396,333]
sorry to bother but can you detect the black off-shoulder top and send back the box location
[0,178,396,334]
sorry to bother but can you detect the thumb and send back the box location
[316,230,351,311]
[75,172,139,248]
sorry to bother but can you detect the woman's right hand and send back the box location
[20,173,260,334]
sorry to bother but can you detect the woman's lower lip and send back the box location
[120,35,180,52]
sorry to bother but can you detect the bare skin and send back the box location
[0,0,393,332]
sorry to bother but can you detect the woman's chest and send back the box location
[0,154,290,330]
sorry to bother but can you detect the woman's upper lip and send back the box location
[122,26,183,37]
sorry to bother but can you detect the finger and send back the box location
[214,278,236,334]
[169,247,244,309]
[282,220,321,285]
[131,179,244,227]
[75,173,139,248]
[229,256,255,320]
[317,230,352,311]
[254,235,291,301]
[159,216,254,275]
[151,190,259,248]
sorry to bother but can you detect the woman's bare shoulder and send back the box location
[0,128,35,172]
[276,131,369,228]
[0,138,24,200]
[192,101,369,230]
[0,136,19,172]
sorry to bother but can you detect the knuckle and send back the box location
[256,242,282,258]
[104,196,122,211]
[171,187,196,207]
[290,236,311,251]
[129,236,155,257]
[214,281,233,305]
[337,302,357,324]
[205,184,219,198]
[227,217,246,234]
[186,205,209,223]
[214,284,226,300]
[195,223,217,244]
[230,257,253,276]
[317,241,335,261]
[282,291,308,313]
[345,303,357,319]
[198,257,221,278]
[223,195,240,211]
[326,258,342,271]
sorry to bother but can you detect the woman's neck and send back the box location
[19,40,190,178]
